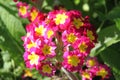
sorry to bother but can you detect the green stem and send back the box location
[114,0,118,6]
[61,67,79,80]
[34,0,44,10]
[96,21,105,33]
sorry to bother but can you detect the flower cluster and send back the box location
[80,57,111,80]
[16,1,111,79]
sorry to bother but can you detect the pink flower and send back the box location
[68,10,84,30]
[44,28,55,39]
[17,2,29,18]
[29,7,39,22]
[48,10,71,31]
[34,22,47,38]
[39,62,56,77]
[40,41,56,58]
[90,64,111,79]
[62,30,81,46]
[84,29,98,43]
[23,51,44,69]
[73,36,94,56]
[80,70,93,80]
[86,57,99,68]
[62,50,84,72]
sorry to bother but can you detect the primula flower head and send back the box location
[73,36,94,56]
[96,65,111,79]
[23,52,43,69]
[40,41,56,58]
[29,7,39,22]
[22,69,32,78]
[39,62,56,77]
[62,30,81,46]
[81,70,93,80]
[90,64,111,79]
[86,57,98,68]
[63,51,84,72]
[18,4,111,79]
[54,13,68,25]
[86,29,98,43]
[17,2,29,18]
[72,18,84,29]
[35,24,46,37]
[49,10,70,30]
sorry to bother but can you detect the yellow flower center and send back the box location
[73,18,83,29]
[97,68,108,78]
[27,42,36,50]
[35,25,46,36]
[30,10,38,21]
[54,13,68,25]
[82,72,90,79]
[87,30,95,41]
[47,30,54,38]
[24,70,32,77]
[28,53,39,65]
[68,55,80,66]
[88,59,96,67]
[79,42,88,53]
[42,64,52,74]
[67,33,77,43]
[42,44,51,55]
[19,6,27,15]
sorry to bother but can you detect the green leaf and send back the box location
[59,0,74,9]
[90,25,120,56]
[0,1,26,65]
[0,51,3,68]
[113,71,120,80]
[114,18,120,31]
[107,6,120,20]
[100,42,120,80]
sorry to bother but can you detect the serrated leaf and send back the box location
[100,42,120,80]
[90,25,120,56]
[114,18,120,31]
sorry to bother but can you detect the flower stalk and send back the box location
[61,67,79,80]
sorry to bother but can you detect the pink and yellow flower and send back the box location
[23,51,44,69]
[45,29,54,39]
[86,57,98,68]
[48,10,70,30]
[73,36,94,56]
[96,65,111,79]
[40,41,56,58]
[17,2,29,18]
[85,29,98,43]
[34,23,46,37]
[80,70,93,80]
[90,64,111,79]
[62,30,81,46]
[72,17,84,29]
[39,62,56,77]
[62,50,84,72]
[29,7,39,22]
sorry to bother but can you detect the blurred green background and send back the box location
[0,0,120,80]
